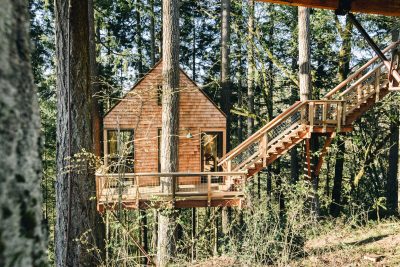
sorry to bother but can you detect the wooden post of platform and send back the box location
[172,175,176,206]
[309,102,315,132]
[305,138,311,179]
[322,102,327,133]
[262,133,269,167]
[375,67,381,102]
[135,175,139,208]
[337,102,343,132]
[191,208,196,262]
[207,174,212,207]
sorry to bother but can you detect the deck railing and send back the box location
[218,100,345,172]
[96,171,247,208]
[324,41,399,118]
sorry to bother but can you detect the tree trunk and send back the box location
[386,28,399,216]
[89,0,102,158]
[55,0,102,265]
[290,55,300,183]
[220,0,232,237]
[299,6,319,216]
[298,7,311,101]
[330,16,352,217]
[88,0,105,255]
[135,0,143,77]
[221,0,231,148]
[157,0,180,266]
[0,1,47,266]
[330,138,345,217]
[247,0,255,137]
[150,0,156,66]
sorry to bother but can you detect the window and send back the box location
[201,132,223,183]
[157,85,162,106]
[107,130,134,173]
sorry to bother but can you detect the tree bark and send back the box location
[220,0,232,237]
[386,28,399,216]
[299,6,320,216]
[89,0,102,158]
[221,0,232,148]
[135,0,143,77]
[150,0,156,66]
[55,0,103,265]
[247,0,255,137]
[330,138,345,217]
[157,0,180,266]
[0,1,47,266]
[330,16,352,217]
[298,7,311,101]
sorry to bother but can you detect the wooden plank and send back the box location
[255,0,400,17]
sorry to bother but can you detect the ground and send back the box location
[298,220,400,266]
[189,219,400,267]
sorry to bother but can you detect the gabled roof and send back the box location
[103,60,226,118]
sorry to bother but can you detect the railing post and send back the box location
[308,102,315,132]
[357,74,363,105]
[135,175,139,208]
[342,101,347,125]
[337,102,343,132]
[375,67,381,102]
[322,103,327,133]
[172,175,176,207]
[207,174,211,207]
[227,160,232,172]
[96,175,100,202]
[261,133,268,167]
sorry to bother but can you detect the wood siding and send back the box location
[103,62,226,185]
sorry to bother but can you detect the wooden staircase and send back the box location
[219,41,400,178]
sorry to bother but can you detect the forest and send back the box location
[1,0,400,266]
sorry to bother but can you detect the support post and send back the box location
[375,67,381,102]
[309,102,315,132]
[337,103,343,132]
[305,138,311,179]
[207,174,211,207]
[322,103,327,133]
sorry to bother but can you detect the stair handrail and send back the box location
[218,101,307,166]
[324,41,400,99]
[338,62,384,98]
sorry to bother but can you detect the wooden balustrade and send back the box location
[325,41,400,99]
[96,171,247,210]
[218,100,346,173]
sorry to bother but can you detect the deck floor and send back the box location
[97,183,244,211]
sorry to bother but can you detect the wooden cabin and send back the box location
[96,61,246,210]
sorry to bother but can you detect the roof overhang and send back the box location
[255,0,400,17]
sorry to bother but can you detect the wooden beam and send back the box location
[314,132,336,177]
[255,0,400,17]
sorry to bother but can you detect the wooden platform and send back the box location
[96,172,246,211]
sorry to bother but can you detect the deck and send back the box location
[96,172,247,211]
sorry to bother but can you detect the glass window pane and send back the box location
[107,130,134,173]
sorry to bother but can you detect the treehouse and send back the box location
[96,1,400,212]
[96,61,246,211]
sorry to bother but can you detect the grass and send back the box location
[295,218,400,266]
